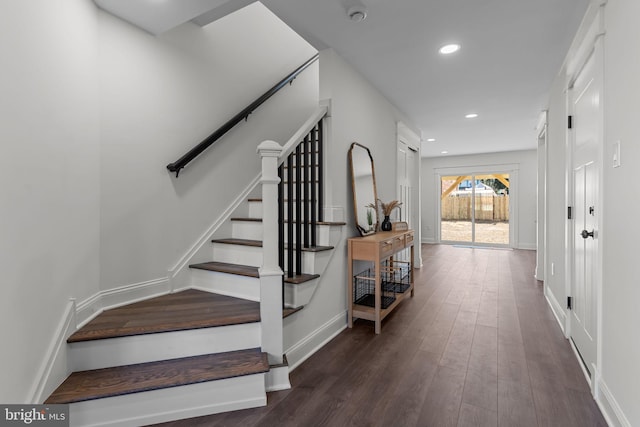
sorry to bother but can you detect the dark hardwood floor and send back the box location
[155,245,606,427]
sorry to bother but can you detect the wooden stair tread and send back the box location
[283,307,304,318]
[286,244,334,252]
[284,220,347,226]
[228,217,346,227]
[211,238,262,247]
[190,261,319,284]
[191,261,259,277]
[45,348,268,404]
[211,238,334,252]
[67,289,260,343]
[283,272,320,283]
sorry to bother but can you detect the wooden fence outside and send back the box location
[441,195,509,221]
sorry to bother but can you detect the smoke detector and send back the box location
[347,5,367,22]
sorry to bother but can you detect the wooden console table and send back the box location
[347,230,414,334]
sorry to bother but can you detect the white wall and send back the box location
[98,2,318,291]
[0,0,318,403]
[600,0,640,424]
[284,48,420,360]
[421,150,537,249]
[0,0,101,403]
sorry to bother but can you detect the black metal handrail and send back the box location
[167,54,320,177]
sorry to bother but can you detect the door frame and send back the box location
[434,164,519,248]
[397,122,422,267]
[536,112,548,281]
[564,4,605,394]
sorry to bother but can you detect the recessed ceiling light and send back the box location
[439,44,461,55]
[427,138,436,142]
[441,151,448,154]
[465,113,479,119]
[347,6,367,22]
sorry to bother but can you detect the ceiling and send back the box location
[96,0,591,157]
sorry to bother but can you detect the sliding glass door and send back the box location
[440,174,510,246]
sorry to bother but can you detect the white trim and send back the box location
[565,3,606,396]
[278,106,328,164]
[76,278,171,329]
[285,311,347,371]
[265,365,291,392]
[397,121,421,151]
[569,337,592,388]
[597,378,631,427]
[544,288,567,336]
[421,237,437,244]
[29,300,76,404]
[434,163,519,248]
[517,243,536,250]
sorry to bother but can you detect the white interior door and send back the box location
[397,140,417,263]
[570,48,600,376]
[397,143,416,226]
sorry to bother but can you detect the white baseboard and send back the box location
[285,311,347,371]
[597,378,631,427]
[421,237,437,244]
[544,287,567,336]
[28,300,76,404]
[76,277,171,329]
[518,243,537,250]
[265,365,291,392]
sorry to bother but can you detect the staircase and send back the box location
[45,290,268,426]
[45,107,344,426]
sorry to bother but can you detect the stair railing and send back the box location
[278,116,324,281]
[257,106,327,362]
[168,54,319,177]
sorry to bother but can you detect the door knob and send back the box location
[581,229,595,239]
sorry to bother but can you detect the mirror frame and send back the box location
[348,142,379,236]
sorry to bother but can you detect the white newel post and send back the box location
[257,141,284,365]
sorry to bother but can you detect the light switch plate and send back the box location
[613,140,621,168]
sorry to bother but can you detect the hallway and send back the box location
[160,244,606,426]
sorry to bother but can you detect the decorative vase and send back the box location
[381,215,392,231]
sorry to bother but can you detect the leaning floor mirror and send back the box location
[348,142,378,236]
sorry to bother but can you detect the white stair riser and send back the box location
[284,277,319,309]
[231,221,263,240]
[284,250,332,275]
[247,201,262,219]
[317,224,339,247]
[213,244,262,267]
[69,323,261,371]
[190,268,260,302]
[69,373,266,427]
